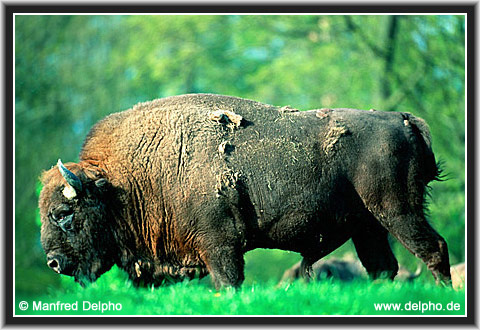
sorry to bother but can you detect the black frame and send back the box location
[4,3,475,325]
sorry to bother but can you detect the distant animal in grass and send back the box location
[279,254,422,284]
[450,262,465,290]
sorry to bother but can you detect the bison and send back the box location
[38,93,451,289]
[278,254,422,285]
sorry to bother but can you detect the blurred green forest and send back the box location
[15,15,465,296]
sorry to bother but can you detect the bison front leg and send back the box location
[193,211,246,289]
[200,244,245,290]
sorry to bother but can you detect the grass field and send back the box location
[15,264,466,317]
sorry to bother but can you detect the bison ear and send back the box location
[95,178,108,189]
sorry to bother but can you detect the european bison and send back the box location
[278,254,422,284]
[39,94,451,289]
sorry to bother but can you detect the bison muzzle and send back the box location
[38,94,451,289]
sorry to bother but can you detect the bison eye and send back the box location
[50,207,74,232]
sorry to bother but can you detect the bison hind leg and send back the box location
[359,196,451,285]
[378,212,451,286]
[351,216,399,280]
[359,191,451,285]
[299,257,315,282]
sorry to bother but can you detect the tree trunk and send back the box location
[382,16,399,108]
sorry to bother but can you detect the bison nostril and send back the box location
[47,259,61,273]
[48,259,58,268]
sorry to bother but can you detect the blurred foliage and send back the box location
[15,15,465,295]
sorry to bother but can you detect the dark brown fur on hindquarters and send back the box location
[38,94,450,288]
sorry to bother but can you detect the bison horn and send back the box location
[412,263,423,279]
[57,159,82,193]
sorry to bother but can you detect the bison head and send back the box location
[39,160,117,286]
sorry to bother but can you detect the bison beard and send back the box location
[38,94,451,289]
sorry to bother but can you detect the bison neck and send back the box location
[100,169,206,285]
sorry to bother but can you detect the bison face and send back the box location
[39,160,117,286]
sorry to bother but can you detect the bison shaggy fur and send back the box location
[39,94,451,288]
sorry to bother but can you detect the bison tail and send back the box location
[402,113,442,184]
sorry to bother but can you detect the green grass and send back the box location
[15,266,465,316]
